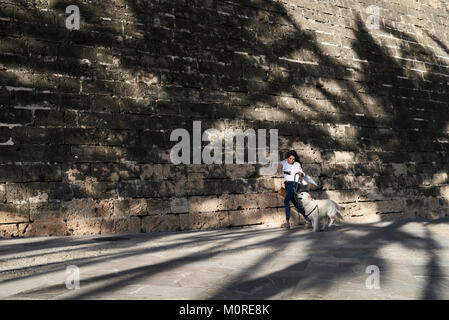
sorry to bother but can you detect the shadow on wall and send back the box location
[0,0,448,237]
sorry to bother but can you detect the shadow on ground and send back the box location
[1,217,449,300]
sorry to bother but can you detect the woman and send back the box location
[277,150,311,229]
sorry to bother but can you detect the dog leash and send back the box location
[305,204,319,217]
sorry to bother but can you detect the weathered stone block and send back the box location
[225,164,256,179]
[63,163,90,182]
[441,186,449,200]
[65,128,100,145]
[0,108,33,125]
[90,164,120,182]
[0,184,5,203]
[66,217,140,236]
[0,146,69,163]
[0,87,10,106]
[170,197,189,213]
[30,201,62,221]
[186,164,227,180]
[119,161,140,180]
[114,198,170,216]
[98,129,138,146]
[392,163,407,176]
[188,196,220,213]
[258,208,286,226]
[62,199,114,220]
[0,203,29,223]
[70,146,125,162]
[228,209,264,226]
[60,93,92,111]
[0,165,23,182]
[0,223,26,238]
[22,164,62,182]
[345,202,377,218]
[164,179,204,197]
[218,193,260,211]
[141,215,180,232]
[11,127,64,145]
[375,200,406,214]
[140,164,186,181]
[257,193,283,208]
[7,182,73,202]
[254,178,276,192]
[91,94,121,113]
[320,190,358,203]
[34,110,65,127]
[23,219,67,237]
[118,180,164,198]
[72,181,117,199]
[179,211,228,231]
[334,151,356,164]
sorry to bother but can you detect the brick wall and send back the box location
[1,0,448,237]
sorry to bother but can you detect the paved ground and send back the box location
[1,218,449,300]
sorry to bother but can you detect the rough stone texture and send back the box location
[66,217,141,236]
[1,0,449,237]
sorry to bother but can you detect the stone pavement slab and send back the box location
[1,218,449,300]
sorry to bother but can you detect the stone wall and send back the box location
[1,0,448,237]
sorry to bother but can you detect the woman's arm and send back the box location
[295,163,305,177]
[277,159,285,170]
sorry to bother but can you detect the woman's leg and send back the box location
[284,182,294,223]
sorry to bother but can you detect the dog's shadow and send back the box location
[292,222,347,232]
[322,224,346,232]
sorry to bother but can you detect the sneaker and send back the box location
[304,220,312,229]
[281,222,290,229]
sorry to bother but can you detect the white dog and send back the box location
[297,192,345,232]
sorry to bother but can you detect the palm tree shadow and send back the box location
[208,218,449,300]
[1,0,449,300]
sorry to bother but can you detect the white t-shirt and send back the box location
[280,159,304,182]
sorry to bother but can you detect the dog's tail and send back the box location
[336,204,345,221]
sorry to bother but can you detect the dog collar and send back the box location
[305,204,319,217]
